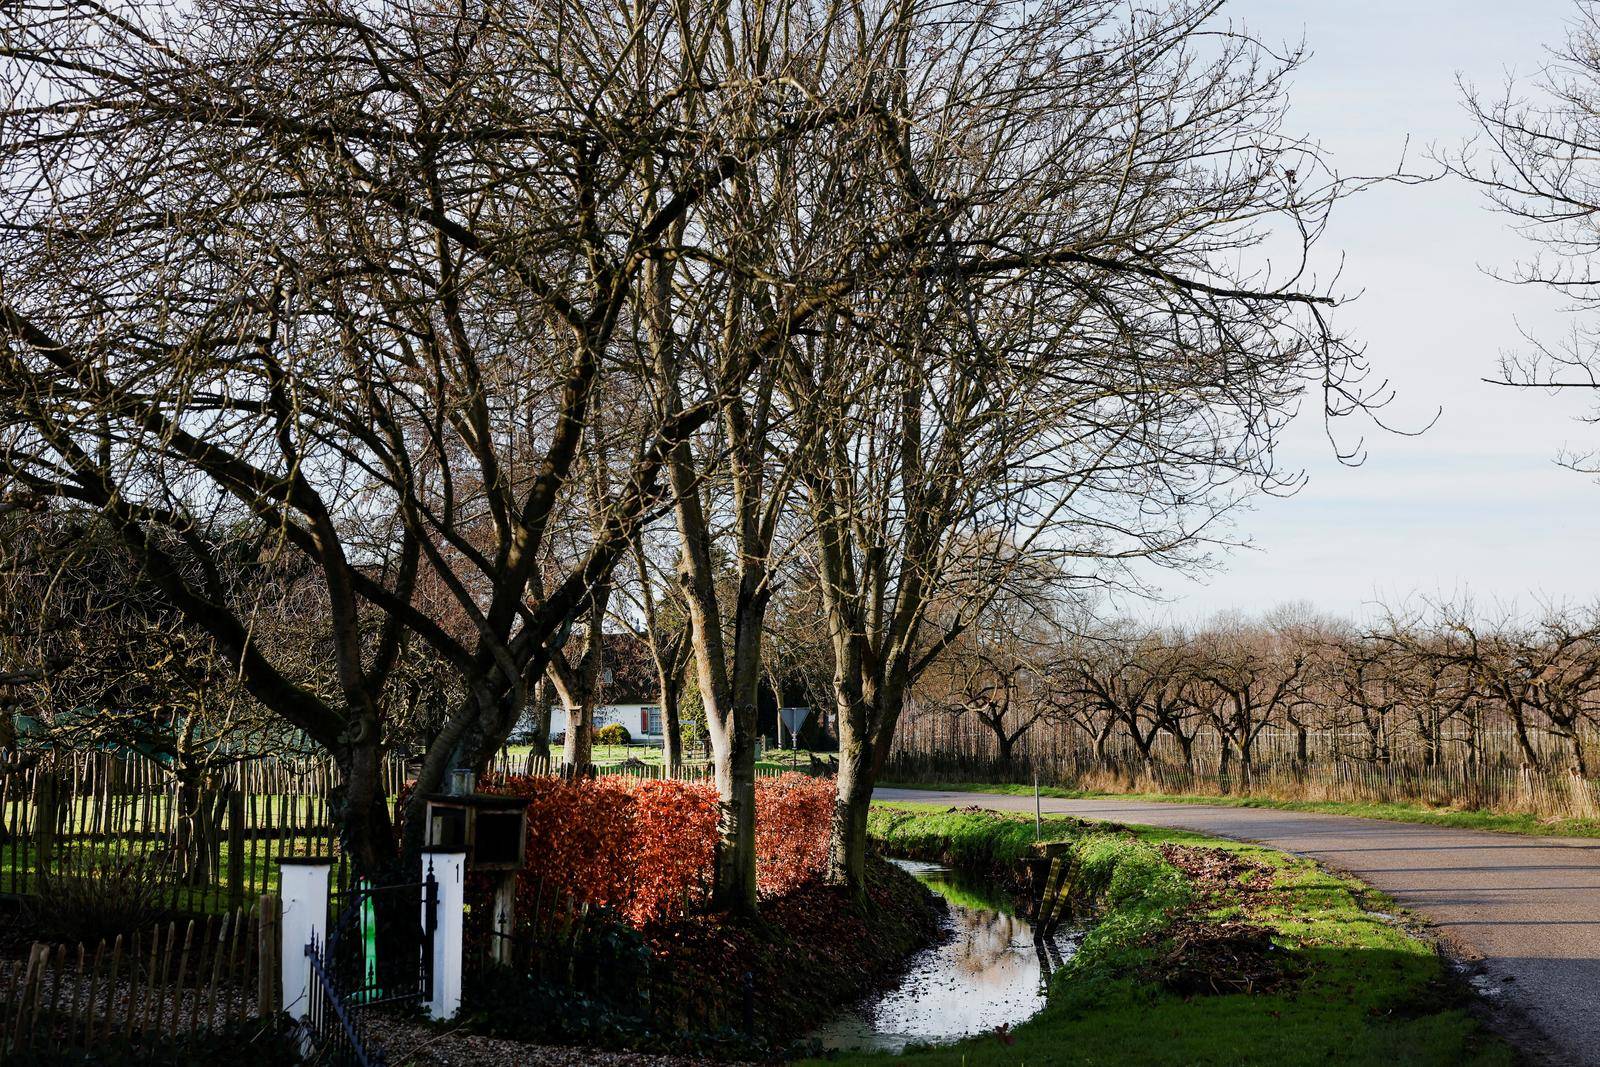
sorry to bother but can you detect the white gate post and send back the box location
[424,848,466,1020]
[278,857,332,1022]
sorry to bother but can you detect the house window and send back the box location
[643,706,663,735]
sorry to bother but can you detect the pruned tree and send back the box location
[1188,618,1313,786]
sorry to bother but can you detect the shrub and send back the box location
[596,722,632,747]
[485,772,834,927]
[491,775,716,926]
[25,858,178,944]
[755,774,834,895]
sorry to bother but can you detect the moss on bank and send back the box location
[834,803,1515,1067]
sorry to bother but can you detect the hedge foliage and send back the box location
[488,772,834,926]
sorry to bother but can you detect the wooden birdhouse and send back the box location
[422,791,530,872]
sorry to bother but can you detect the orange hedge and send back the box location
[755,773,835,896]
[486,772,836,927]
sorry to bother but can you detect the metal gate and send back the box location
[305,864,439,1066]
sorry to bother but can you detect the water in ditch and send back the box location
[810,859,1077,1053]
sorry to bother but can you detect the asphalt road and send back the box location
[875,786,1600,1065]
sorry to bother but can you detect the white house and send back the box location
[548,701,664,744]
[539,632,666,745]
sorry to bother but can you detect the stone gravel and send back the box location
[364,1015,737,1066]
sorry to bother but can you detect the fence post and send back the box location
[33,775,56,885]
[276,858,330,1023]
[227,789,246,913]
[423,849,466,1021]
[257,894,280,1018]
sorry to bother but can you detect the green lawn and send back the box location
[1,832,328,913]
[503,743,832,772]
[825,802,1515,1067]
[885,778,1600,839]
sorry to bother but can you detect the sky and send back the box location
[1126,0,1600,624]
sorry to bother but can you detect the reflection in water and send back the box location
[810,859,1077,1053]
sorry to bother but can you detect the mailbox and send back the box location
[422,792,530,872]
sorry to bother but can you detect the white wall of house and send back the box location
[549,703,663,743]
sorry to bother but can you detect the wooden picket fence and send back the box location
[0,744,831,922]
[0,751,412,915]
[0,896,277,1058]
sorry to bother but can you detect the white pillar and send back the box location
[424,849,466,1020]
[278,857,331,1022]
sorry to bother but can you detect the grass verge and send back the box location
[827,802,1515,1067]
[883,779,1600,838]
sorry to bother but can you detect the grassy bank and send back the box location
[884,779,1600,838]
[835,803,1513,1067]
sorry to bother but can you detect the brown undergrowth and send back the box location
[1142,844,1298,998]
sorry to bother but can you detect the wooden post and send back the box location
[33,775,56,887]
[490,872,517,967]
[227,789,246,913]
[1034,771,1041,839]
[257,894,279,1018]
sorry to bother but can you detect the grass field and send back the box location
[502,743,832,772]
[825,802,1515,1067]
[885,778,1600,838]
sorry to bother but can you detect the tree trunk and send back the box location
[990,719,1014,768]
[563,702,594,770]
[709,701,759,908]
[1509,708,1543,771]
[1173,729,1195,772]
[173,771,217,887]
[529,677,553,765]
[826,693,873,895]
[338,738,400,882]
[661,681,684,776]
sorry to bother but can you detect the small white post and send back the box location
[425,849,466,1020]
[278,857,331,1022]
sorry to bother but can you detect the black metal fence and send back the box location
[304,869,438,1066]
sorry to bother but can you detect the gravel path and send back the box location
[365,1016,734,1066]
[876,786,1600,1065]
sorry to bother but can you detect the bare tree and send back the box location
[918,601,1062,769]
[1188,618,1312,787]
[1453,2,1600,472]
[0,0,887,879]
[794,0,1394,893]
